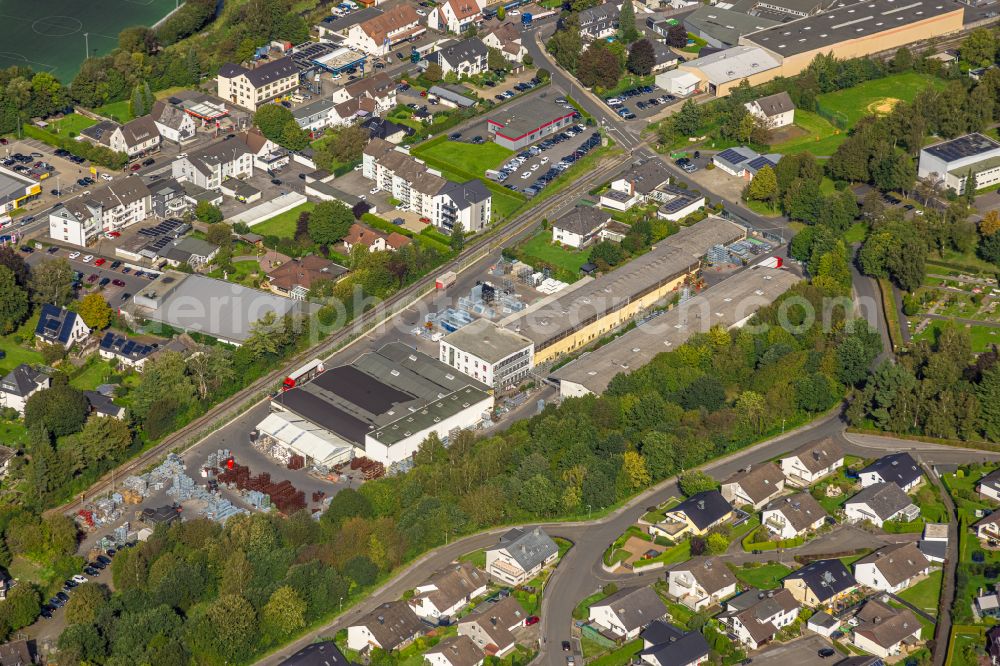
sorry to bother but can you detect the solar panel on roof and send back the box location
[717,148,749,164]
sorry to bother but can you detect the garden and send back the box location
[728,562,793,590]
[250,202,317,239]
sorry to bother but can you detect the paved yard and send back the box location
[685,162,746,203]
[751,634,833,666]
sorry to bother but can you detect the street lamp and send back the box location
[339,596,344,613]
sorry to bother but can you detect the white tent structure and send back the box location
[256,412,354,467]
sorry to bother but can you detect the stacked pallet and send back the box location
[217,463,307,514]
[287,455,305,470]
[350,456,385,480]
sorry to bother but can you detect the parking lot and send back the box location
[604,84,680,121]
[23,244,156,305]
[217,159,317,219]
[489,123,602,197]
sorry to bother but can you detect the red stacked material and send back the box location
[287,455,305,470]
[77,510,95,528]
[217,463,307,514]
[349,456,385,480]
[311,491,325,502]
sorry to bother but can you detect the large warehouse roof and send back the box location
[502,216,745,350]
[923,132,1000,163]
[684,46,780,84]
[742,0,963,57]
[550,265,800,396]
[442,318,533,363]
[272,342,489,449]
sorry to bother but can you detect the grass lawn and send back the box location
[816,72,948,128]
[573,591,606,620]
[913,319,1000,353]
[0,420,26,448]
[770,109,845,157]
[414,140,512,175]
[745,199,782,217]
[730,563,792,589]
[0,315,44,375]
[682,34,707,54]
[207,260,261,287]
[491,189,524,222]
[843,222,868,244]
[251,202,316,238]
[459,548,486,569]
[45,113,98,137]
[69,357,117,391]
[587,639,642,666]
[518,230,591,277]
[95,99,133,123]
[898,569,942,613]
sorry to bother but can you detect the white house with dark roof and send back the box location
[409,562,487,620]
[975,511,1000,544]
[458,596,527,657]
[712,147,781,181]
[721,463,786,510]
[718,588,799,650]
[151,100,197,144]
[744,92,795,129]
[171,136,254,190]
[918,522,948,563]
[35,304,91,350]
[98,332,156,370]
[427,38,489,77]
[485,527,558,586]
[978,468,1000,502]
[853,543,931,594]
[844,483,920,528]
[482,22,526,63]
[589,586,668,640]
[49,177,153,246]
[859,453,923,492]
[850,599,921,659]
[761,492,828,540]
[85,390,126,420]
[217,57,299,112]
[578,2,620,40]
[346,4,424,56]
[779,437,844,486]
[666,557,738,610]
[551,206,615,249]
[639,621,710,666]
[0,364,49,414]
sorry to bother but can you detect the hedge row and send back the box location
[24,125,128,170]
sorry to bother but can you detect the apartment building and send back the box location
[171,136,254,190]
[48,177,152,246]
[217,57,300,111]
[346,5,424,56]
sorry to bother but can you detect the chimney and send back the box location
[378,615,385,624]
[873,616,881,624]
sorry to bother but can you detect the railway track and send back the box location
[49,143,636,518]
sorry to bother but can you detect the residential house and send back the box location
[718,588,800,650]
[217,57,299,112]
[485,527,558,586]
[425,635,485,666]
[346,5,424,56]
[551,207,615,249]
[782,559,857,607]
[147,177,194,219]
[578,2,620,40]
[458,596,527,657]
[744,92,795,129]
[666,557,738,610]
[266,256,348,299]
[363,138,491,232]
[976,586,1000,618]
[989,624,1000,665]
[409,562,487,620]
[638,621,709,666]
[974,511,1000,544]
[293,98,340,133]
[240,127,288,172]
[428,0,482,33]
[161,236,220,269]
[650,41,680,74]
[49,177,153,246]
[600,160,704,221]
[343,72,398,114]
[346,601,425,652]
[761,493,828,540]
[779,438,844,487]
[978,468,1000,502]
[712,147,781,180]
[278,640,354,666]
[315,7,385,40]
[720,463,786,510]
[363,117,413,144]
[429,38,489,78]
[589,586,668,640]
[844,483,920,528]
[0,639,33,666]
[171,136,254,190]
[98,332,156,370]
[85,390,126,420]
[0,364,49,414]
[80,117,161,158]
[652,491,732,539]
[300,72,400,132]
[342,223,411,253]
[853,543,931,593]
[859,453,923,492]
[482,22,526,63]
[917,523,948,563]
[850,599,921,659]
[151,100,197,144]
[35,304,91,349]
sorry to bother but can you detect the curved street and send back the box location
[255,412,1000,666]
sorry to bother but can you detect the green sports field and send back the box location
[815,71,948,128]
[0,0,176,83]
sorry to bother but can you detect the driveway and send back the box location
[751,634,834,666]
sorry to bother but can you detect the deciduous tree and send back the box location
[0,266,28,334]
[78,293,113,330]
[626,39,655,76]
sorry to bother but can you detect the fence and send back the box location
[816,102,849,131]
[581,624,618,649]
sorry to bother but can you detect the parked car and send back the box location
[94,258,106,266]
[112,279,125,287]
[142,158,155,166]
[87,274,98,283]
[120,292,131,301]
[82,254,93,263]
[47,246,58,254]
[19,245,33,253]
[270,178,282,185]
[110,260,121,268]
[69,251,80,259]
[72,575,88,584]
[526,616,540,626]
[130,164,141,171]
